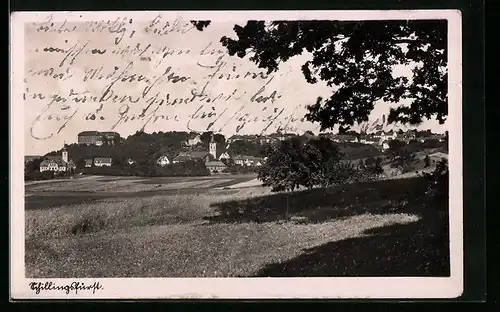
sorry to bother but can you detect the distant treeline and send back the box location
[46,130,270,164]
[82,159,211,177]
[25,130,447,181]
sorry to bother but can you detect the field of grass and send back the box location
[25,175,449,278]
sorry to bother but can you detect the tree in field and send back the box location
[258,137,345,191]
[387,139,416,173]
[25,157,43,174]
[258,137,308,192]
[360,156,384,179]
[301,137,343,188]
[424,155,431,168]
[76,158,86,170]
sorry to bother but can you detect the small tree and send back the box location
[387,140,416,173]
[424,155,431,168]
[76,158,86,169]
[25,157,43,174]
[360,156,384,180]
[258,138,307,193]
[258,138,308,221]
[423,158,449,210]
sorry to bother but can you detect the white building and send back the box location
[186,134,202,146]
[94,157,112,167]
[39,148,76,172]
[218,152,231,161]
[156,155,171,166]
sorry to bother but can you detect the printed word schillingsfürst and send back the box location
[29,281,103,295]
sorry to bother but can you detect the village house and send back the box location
[127,158,136,165]
[100,131,121,145]
[40,158,67,172]
[381,141,390,150]
[332,134,359,143]
[359,135,379,145]
[233,155,264,167]
[395,130,417,143]
[78,131,103,146]
[258,137,275,144]
[172,151,212,163]
[39,148,76,172]
[93,157,112,167]
[156,155,171,166]
[372,130,397,141]
[185,133,202,146]
[78,131,121,146]
[226,134,262,144]
[205,160,227,174]
[218,151,231,161]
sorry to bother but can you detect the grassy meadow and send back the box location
[25,174,450,278]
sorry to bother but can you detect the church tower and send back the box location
[62,147,68,163]
[209,135,217,159]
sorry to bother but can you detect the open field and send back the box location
[25,174,449,278]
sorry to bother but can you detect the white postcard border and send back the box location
[10,9,463,299]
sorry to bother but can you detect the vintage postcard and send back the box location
[10,10,463,299]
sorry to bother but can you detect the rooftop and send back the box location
[78,131,101,136]
[205,160,226,166]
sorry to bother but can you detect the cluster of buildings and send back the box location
[38,148,76,173]
[318,130,446,150]
[155,135,264,174]
[83,157,113,168]
[225,133,298,145]
[27,128,446,175]
[25,149,114,173]
[77,131,121,146]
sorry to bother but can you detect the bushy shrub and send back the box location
[422,158,449,207]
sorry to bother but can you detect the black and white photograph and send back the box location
[10,10,463,299]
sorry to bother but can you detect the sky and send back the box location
[20,13,448,155]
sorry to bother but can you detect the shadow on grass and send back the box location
[206,177,434,224]
[253,217,450,277]
[207,177,450,277]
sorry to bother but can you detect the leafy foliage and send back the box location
[257,137,381,192]
[301,137,343,188]
[424,155,431,168]
[363,156,385,176]
[190,20,211,31]
[25,157,43,173]
[258,137,308,192]
[228,140,270,157]
[422,158,449,208]
[386,139,417,173]
[218,20,447,131]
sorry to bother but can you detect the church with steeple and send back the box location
[205,134,227,173]
[39,146,76,173]
[209,134,217,159]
